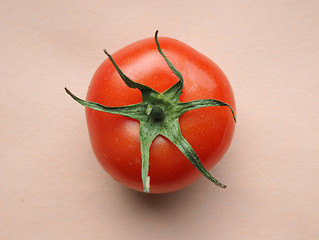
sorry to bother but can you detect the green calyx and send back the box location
[65,30,236,193]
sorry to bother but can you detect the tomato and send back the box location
[66,32,236,193]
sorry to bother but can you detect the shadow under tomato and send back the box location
[118,181,202,214]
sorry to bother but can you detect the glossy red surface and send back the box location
[86,37,236,193]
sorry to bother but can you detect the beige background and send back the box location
[1,0,319,239]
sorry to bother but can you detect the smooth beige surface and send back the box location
[1,1,319,239]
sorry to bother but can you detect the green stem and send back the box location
[65,31,236,193]
[147,104,166,121]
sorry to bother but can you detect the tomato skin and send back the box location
[86,36,236,193]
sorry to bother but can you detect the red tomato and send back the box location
[82,34,236,193]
